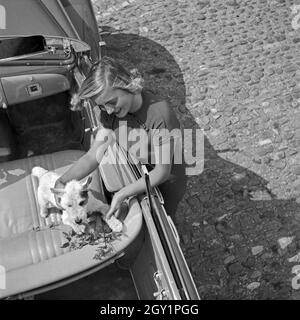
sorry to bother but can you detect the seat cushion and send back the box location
[0,150,143,298]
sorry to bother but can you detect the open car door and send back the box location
[97,135,200,300]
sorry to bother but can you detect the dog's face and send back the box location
[51,176,92,226]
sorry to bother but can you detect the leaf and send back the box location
[62,232,71,241]
[60,242,70,248]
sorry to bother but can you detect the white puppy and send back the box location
[32,166,123,234]
[32,166,92,234]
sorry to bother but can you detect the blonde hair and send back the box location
[70,56,144,111]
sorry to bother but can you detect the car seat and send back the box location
[0,149,143,299]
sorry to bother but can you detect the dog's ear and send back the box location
[82,176,92,190]
[50,188,66,196]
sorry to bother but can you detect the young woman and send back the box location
[55,57,187,221]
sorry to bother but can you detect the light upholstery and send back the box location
[0,150,143,298]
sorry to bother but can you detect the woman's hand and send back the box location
[106,190,126,219]
[105,162,171,219]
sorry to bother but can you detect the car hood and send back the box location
[0,0,100,62]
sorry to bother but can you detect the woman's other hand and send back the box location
[106,189,126,219]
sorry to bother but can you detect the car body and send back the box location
[0,0,199,300]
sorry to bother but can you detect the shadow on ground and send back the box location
[100,28,300,299]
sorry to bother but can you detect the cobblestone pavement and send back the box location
[92,0,300,299]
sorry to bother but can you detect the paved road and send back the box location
[92,0,300,299]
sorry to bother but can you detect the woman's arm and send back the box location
[122,163,170,196]
[56,128,114,185]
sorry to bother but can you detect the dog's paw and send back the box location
[104,216,123,233]
[40,209,50,218]
[72,224,86,235]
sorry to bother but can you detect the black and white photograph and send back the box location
[0,0,299,304]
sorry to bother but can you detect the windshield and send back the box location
[59,0,100,61]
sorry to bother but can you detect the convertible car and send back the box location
[0,0,199,300]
